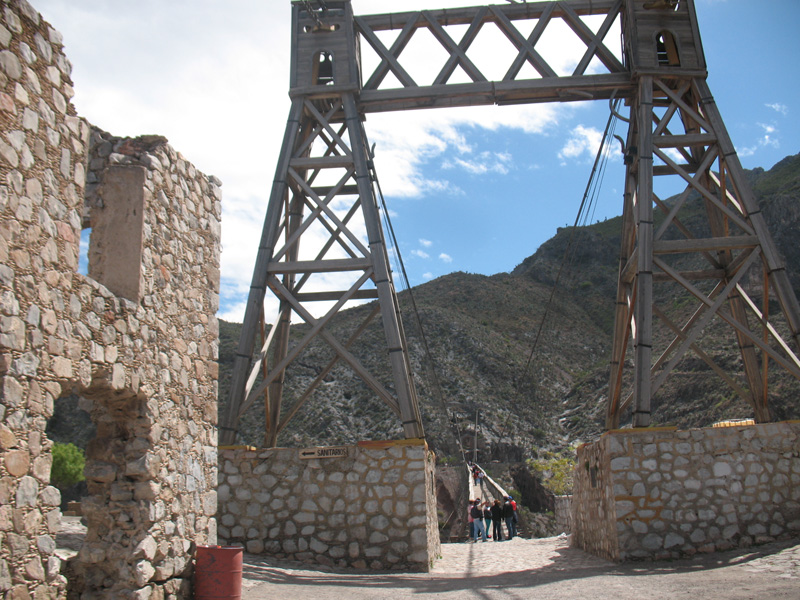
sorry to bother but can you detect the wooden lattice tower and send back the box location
[219,0,800,446]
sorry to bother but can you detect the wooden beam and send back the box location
[356,0,619,32]
[653,304,750,404]
[648,252,757,401]
[295,289,379,302]
[560,0,625,75]
[276,305,382,435]
[493,3,558,80]
[652,269,726,282]
[426,7,489,85]
[633,76,654,427]
[358,73,635,112]
[267,258,373,274]
[356,13,419,90]
[653,133,717,148]
[653,235,758,255]
[289,156,354,169]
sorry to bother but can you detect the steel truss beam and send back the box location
[220,0,800,446]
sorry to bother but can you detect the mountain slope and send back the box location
[219,153,800,457]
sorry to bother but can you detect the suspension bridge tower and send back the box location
[219,0,800,447]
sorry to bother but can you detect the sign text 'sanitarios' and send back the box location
[299,446,349,460]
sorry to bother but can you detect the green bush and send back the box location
[527,448,576,496]
[50,442,85,488]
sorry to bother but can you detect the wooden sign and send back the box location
[299,446,349,460]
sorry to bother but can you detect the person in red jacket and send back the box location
[507,496,518,538]
[502,497,515,540]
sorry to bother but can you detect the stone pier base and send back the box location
[571,421,800,561]
[217,439,441,571]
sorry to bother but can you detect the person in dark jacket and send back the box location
[490,499,504,541]
[502,497,515,540]
[482,501,492,540]
[471,499,487,541]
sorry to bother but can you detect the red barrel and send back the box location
[194,545,243,600]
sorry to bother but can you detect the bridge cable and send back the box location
[365,138,469,462]
[517,99,622,384]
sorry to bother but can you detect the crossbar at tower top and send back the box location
[219,0,800,447]
[291,0,705,112]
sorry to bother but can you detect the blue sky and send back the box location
[33,0,800,322]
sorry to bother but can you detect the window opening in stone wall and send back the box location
[47,393,94,567]
[46,381,153,596]
[47,394,95,508]
[656,30,680,66]
[78,228,91,276]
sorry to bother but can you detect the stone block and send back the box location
[610,457,631,470]
[294,512,314,524]
[4,449,29,477]
[608,435,625,454]
[15,476,38,507]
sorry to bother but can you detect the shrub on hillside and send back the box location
[527,449,575,496]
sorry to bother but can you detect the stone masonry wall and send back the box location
[554,495,572,535]
[571,436,618,559]
[218,440,441,571]
[0,1,221,598]
[572,422,800,561]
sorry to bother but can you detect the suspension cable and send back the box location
[365,139,468,462]
[301,0,325,28]
[518,99,622,382]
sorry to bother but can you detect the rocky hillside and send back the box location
[218,153,800,459]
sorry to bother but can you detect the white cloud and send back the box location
[765,103,788,116]
[419,239,433,248]
[443,151,512,175]
[33,0,621,322]
[368,103,559,200]
[439,253,453,263]
[758,123,779,146]
[737,146,756,158]
[739,122,781,157]
[412,249,430,259]
[558,125,603,164]
[422,272,434,280]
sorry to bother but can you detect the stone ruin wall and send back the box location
[0,1,221,598]
[553,495,572,535]
[571,422,800,561]
[217,440,441,571]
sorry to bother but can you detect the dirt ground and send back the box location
[240,536,800,600]
[55,518,799,598]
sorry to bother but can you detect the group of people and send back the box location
[467,495,518,542]
[471,464,484,485]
